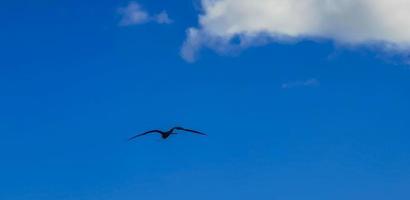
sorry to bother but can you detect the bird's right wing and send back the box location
[128,130,162,141]
[172,127,207,136]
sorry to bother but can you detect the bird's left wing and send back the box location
[172,127,207,135]
[128,130,162,141]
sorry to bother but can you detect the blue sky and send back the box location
[1,1,410,200]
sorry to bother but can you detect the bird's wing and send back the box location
[128,130,163,141]
[172,127,207,135]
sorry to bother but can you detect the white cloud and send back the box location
[118,2,173,26]
[155,11,173,24]
[282,78,320,89]
[118,2,149,26]
[182,0,410,61]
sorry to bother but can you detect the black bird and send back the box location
[128,126,206,140]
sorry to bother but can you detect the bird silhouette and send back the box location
[128,126,206,140]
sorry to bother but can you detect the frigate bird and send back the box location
[128,126,206,140]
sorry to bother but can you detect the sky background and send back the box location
[1,1,410,200]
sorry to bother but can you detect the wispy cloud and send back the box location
[118,1,173,26]
[154,11,173,24]
[282,78,320,89]
[182,0,410,62]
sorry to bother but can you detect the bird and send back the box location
[128,126,206,140]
